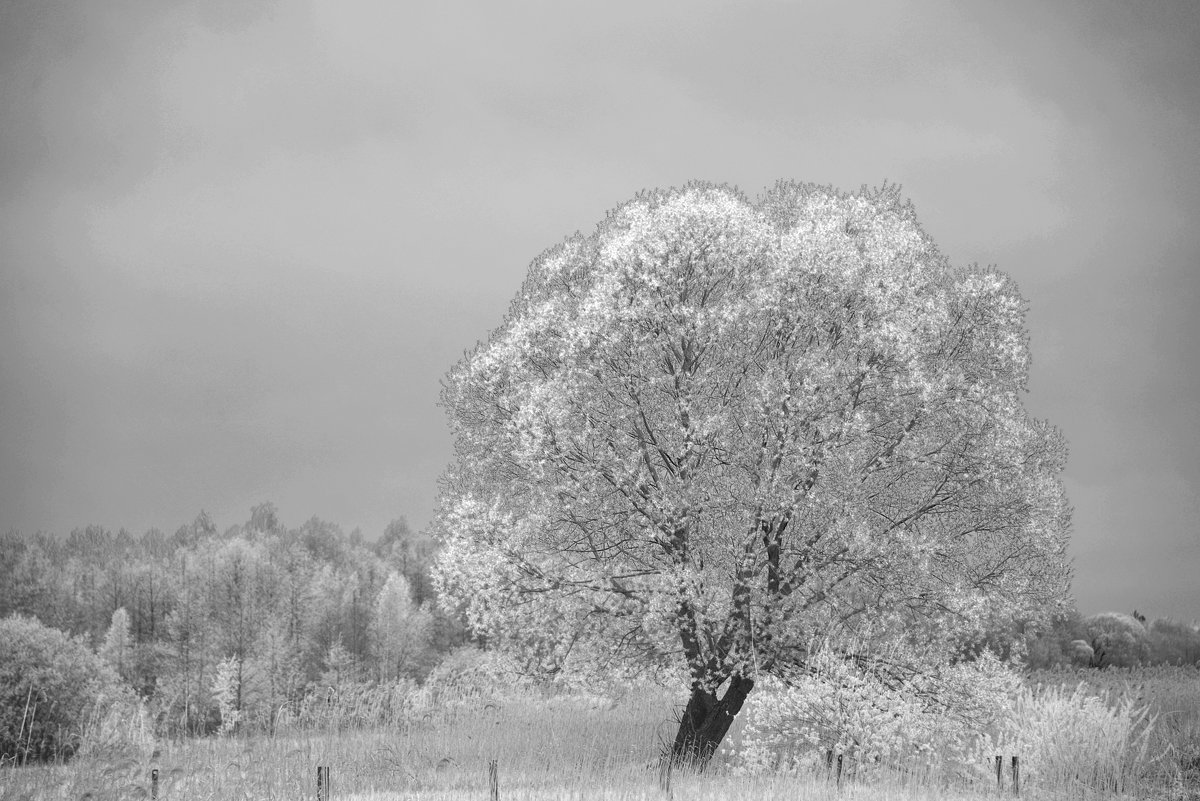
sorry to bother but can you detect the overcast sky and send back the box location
[1,0,1197,619]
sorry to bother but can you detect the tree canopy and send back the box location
[434,180,1072,763]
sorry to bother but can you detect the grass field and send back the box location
[2,667,1198,801]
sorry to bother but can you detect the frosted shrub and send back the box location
[981,681,1162,792]
[0,614,130,762]
[407,647,533,720]
[737,649,1020,780]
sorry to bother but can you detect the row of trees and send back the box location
[1024,609,1200,669]
[0,505,1193,763]
[0,505,464,737]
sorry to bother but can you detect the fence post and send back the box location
[150,768,158,801]
[1011,756,1019,796]
[488,758,499,801]
[995,755,1002,790]
[836,754,843,788]
[317,765,329,801]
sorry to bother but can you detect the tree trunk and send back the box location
[668,674,755,769]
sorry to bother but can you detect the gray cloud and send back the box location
[1,0,1196,618]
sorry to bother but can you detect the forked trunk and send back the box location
[667,674,755,769]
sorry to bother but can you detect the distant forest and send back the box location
[0,504,466,737]
[2,503,1197,738]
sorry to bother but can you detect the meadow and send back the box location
[2,663,1198,801]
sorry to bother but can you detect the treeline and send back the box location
[1023,608,1200,670]
[4,502,1197,740]
[0,503,465,737]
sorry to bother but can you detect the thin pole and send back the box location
[150,768,158,801]
[317,765,329,801]
[1012,756,1020,796]
[996,755,1002,790]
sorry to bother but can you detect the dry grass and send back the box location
[2,667,1197,801]
[1028,666,1200,795]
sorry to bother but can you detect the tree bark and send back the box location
[668,674,755,769]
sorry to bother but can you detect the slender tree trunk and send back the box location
[668,674,755,769]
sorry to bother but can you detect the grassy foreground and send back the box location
[2,668,1198,801]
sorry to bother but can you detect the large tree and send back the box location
[434,181,1071,766]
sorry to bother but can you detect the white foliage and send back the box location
[212,655,243,736]
[99,607,133,682]
[736,648,1021,777]
[435,180,1072,689]
[982,681,1161,790]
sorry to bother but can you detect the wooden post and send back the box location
[317,765,329,801]
[1011,756,1019,796]
[836,754,843,788]
[488,758,499,801]
[150,768,158,801]
[995,755,1002,790]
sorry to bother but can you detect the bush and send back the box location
[0,614,130,762]
[735,649,1020,779]
[1029,665,1200,791]
[984,681,1164,793]
[411,647,530,713]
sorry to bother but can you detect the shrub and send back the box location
[735,649,1020,780]
[983,680,1164,793]
[1030,665,1200,792]
[0,614,130,762]
[410,646,530,715]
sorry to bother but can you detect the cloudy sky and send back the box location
[1,0,1197,619]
